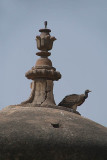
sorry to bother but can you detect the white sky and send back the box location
[0,0,107,127]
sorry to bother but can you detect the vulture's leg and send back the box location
[72,105,77,112]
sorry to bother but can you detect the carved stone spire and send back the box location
[21,22,61,106]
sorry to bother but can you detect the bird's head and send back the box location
[85,89,92,94]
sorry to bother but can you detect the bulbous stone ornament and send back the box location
[36,35,56,51]
[36,21,56,52]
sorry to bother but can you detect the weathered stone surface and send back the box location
[0,106,107,160]
[21,79,55,106]
[25,68,61,81]
[23,22,61,107]
[36,28,56,51]
[36,57,52,67]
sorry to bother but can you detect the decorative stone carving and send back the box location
[21,21,61,107]
[36,34,56,51]
[25,68,61,81]
[36,21,56,52]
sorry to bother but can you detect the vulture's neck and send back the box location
[84,92,88,99]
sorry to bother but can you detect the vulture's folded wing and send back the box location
[58,94,80,107]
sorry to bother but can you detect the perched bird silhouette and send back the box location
[58,90,91,112]
[44,21,47,28]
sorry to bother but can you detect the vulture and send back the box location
[58,90,91,112]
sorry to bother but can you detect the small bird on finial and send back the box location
[58,90,91,112]
[44,21,47,29]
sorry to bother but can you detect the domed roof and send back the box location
[0,105,107,160]
[1,22,107,160]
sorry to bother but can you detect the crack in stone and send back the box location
[19,79,55,106]
[41,80,50,105]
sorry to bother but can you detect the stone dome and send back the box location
[0,105,107,160]
[1,22,107,160]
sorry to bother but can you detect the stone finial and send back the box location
[21,22,61,107]
[36,21,56,52]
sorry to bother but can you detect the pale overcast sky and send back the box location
[0,0,107,127]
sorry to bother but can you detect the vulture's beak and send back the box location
[89,90,92,92]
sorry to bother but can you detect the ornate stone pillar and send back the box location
[21,22,61,106]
